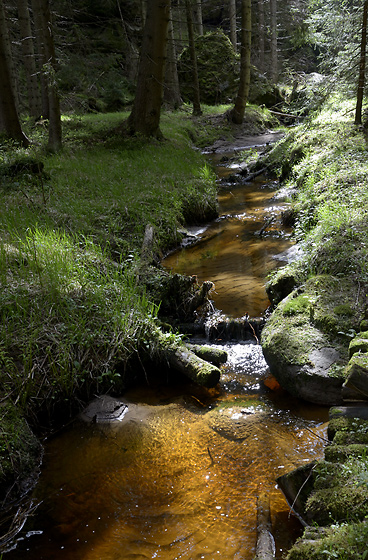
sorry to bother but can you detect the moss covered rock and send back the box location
[348,332,368,357]
[261,275,365,405]
[178,30,239,105]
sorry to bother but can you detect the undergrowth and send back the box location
[266,96,368,286]
[0,107,228,424]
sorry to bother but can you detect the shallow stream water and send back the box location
[163,143,294,318]
[5,136,328,560]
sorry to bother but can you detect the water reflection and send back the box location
[163,178,293,318]
[6,343,328,560]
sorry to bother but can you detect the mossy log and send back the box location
[165,344,221,387]
[155,331,221,387]
[186,344,227,367]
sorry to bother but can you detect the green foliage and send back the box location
[287,520,368,560]
[0,226,158,417]
[264,98,368,288]
[307,0,362,97]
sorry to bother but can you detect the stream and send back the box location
[5,135,328,560]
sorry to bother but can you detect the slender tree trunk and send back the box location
[194,0,203,36]
[355,0,368,125]
[31,0,49,118]
[141,0,147,27]
[127,0,171,137]
[229,0,251,124]
[258,0,265,73]
[164,5,182,108]
[0,0,29,144]
[270,0,277,82]
[229,0,237,52]
[117,0,139,82]
[32,0,62,151]
[17,0,41,117]
[185,0,201,115]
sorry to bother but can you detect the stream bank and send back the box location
[252,103,368,559]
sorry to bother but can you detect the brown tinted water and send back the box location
[163,170,293,318]
[5,141,327,560]
[5,344,328,560]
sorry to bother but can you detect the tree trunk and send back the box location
[258,0,265,73]
[163,4,182,108]
[31,0,49,118]
[355,0,368,125]
[229,0,237,51]
[17,0,42,118]
[0,0,29,145]
[127,0,170,138]
[270,0,277,82]
[32,0,62,151]
[185,0,202,115]
[229,0,251,124]
[0,0,19,111]
[254,490,276,560]
[194,0,203,36]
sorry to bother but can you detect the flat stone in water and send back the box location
[80,395,128,423]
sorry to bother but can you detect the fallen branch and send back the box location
[240,167,268,181]
[268,109,300,119]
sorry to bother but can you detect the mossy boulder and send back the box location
[328,416,368,444]
[266,267,299,306]
[343,352,368,399]
[261,275,365,405]
[178,30,239,105]
[304,452,368,525]
[348,332,368,357]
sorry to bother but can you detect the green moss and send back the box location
[282,294,311,316]
[314,313,338,334]
[324,443,368,462]
[178,30,239,105]
[306,485,368,525]
[328,417,368,443]
[287,521,368,560]
[334,303,354,316]
[349,333,368,357]
[344,351,368,376]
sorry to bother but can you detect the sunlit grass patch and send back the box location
[0,225,158,418]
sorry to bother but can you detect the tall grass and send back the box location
[0,108,223,420]
[0,223,158,418]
